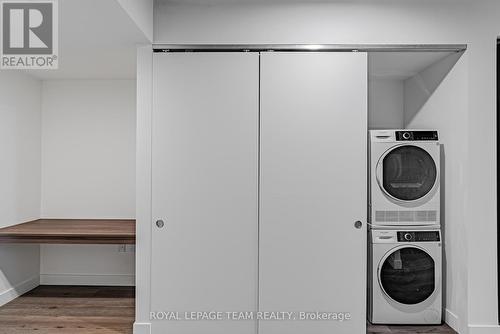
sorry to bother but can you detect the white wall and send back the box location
[0,71,42,305]
[405,53,469,333]
[152,1,499,333]
[40,80,136,285]
[134,46,153,334]
[154,1,470,44]
[368,78,404,129]
[117,0,154,42]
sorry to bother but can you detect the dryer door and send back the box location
[378,246,435,305]
[379,145,437,201]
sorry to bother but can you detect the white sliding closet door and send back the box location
[151,53,259,334]
[259,52,368,334]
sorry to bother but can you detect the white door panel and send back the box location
[151,53,259,334]
[259,52,368,334]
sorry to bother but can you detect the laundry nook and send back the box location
[0,1,498,334]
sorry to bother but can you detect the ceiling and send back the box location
[161,0,471,4]
[368,51,455,80]
[24,0,149,80]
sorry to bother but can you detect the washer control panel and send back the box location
[396,130,438,141]
[397,231,440,242]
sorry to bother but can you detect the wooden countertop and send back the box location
[0,219,136,244]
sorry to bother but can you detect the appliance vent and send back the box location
[375,210,437,222]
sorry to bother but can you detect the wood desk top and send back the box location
[0,219,136,244]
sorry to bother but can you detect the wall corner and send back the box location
[133,322,151,334]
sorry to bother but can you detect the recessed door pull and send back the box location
[354,221,363,229]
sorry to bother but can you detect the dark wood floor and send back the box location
[0,286,456,334]
[0,286,135,334]
[368,322,457,333]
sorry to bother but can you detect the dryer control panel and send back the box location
[396,130,438,141]
[397,231,440,242]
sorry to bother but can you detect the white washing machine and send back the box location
[368,229,442,324]
[369,130,440,228]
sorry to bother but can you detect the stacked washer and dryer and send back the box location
[368,129,442,325]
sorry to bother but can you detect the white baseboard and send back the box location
[468,324,500,334]
[445,308,460,332]
[0,275,39,307]
[133,322,151,334]
[40,274,135,286]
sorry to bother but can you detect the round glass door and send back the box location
[381,145,437,201]
[379,247,435,305]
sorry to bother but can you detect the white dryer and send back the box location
[369,130,440,228]
[368,229,442,324]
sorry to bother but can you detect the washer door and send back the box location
[379,145,437,201]
[379,246,435,305]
